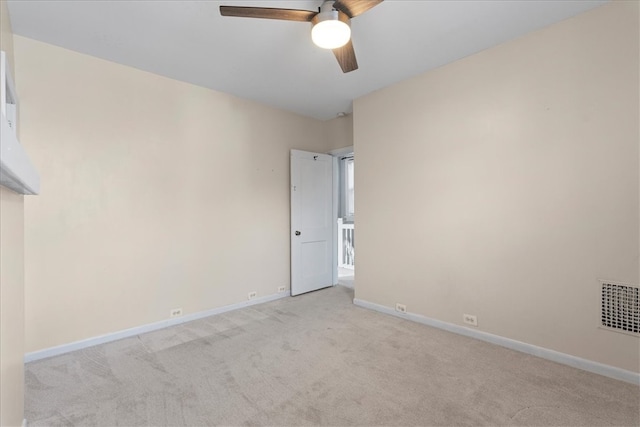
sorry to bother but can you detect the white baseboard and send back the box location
[24,292,289,363]
[353,298,640,385]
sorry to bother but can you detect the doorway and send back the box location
[336,151,354,288]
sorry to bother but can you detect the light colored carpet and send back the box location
[25,286,639,426]
[337,268,354,288]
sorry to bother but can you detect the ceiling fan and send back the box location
[219,0,383,73]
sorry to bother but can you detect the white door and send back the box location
[291,149,334,296]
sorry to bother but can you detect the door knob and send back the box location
[295,231,301,236]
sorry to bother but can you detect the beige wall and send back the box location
[354,2,639,372]
[324,115,353,152]
[15,36,328,352]
[0,1,25,426]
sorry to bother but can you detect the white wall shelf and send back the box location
[0,50,39,195]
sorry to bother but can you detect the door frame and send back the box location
[289,146,353,294]
[328,146,354,287]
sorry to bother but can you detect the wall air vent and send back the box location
[601,282,639,335]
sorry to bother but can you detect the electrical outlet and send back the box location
[463,314,478,326]
[278,286,286,293]
[248,291,257,300]
[395,303,407,313]
[170,308,183,318]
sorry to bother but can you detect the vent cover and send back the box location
[601,282,639,334]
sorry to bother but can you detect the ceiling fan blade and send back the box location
[220,6,317,22]
[333,40,358,73]
[332,0,383,18]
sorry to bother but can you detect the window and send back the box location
[339,155,354,221]
[0,51,18,135]
[345,157,354,218]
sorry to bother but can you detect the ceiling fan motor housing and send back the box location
[311,8,351,49]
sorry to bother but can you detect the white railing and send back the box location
[338,219,354,269]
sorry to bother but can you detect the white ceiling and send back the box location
[7,0,606,120]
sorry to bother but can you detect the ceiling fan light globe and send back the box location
[311,12,351,49]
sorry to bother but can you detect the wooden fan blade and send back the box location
[220,6,317,22]
[332,0,383,18]
[333,40,358,73]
